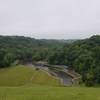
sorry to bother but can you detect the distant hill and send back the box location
[0,35,67,67]
[0,35,76,68]
[0,36,70,48]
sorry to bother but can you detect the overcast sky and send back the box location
[0,0,100,39]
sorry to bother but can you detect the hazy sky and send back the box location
[0,0,100,39]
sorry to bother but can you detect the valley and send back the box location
[0,35,100,100]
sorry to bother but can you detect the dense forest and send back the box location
[0,35,100,86]
[48,35,100,86]
[0,36,66,67]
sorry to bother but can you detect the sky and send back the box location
[0,0,100,39]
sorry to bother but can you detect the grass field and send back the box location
[0,65,100,100]
[0,65,60,86]
[0,86,100,100]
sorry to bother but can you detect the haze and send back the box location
[0,0,100,39]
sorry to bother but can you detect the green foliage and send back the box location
[47,35,100,86]
[4,53,16,66]
[0,36,64,67]
[85,72,94,86]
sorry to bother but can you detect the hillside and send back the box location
[0,36,66,48]
[0,36,67,68]
[0,65,60,86]
[48,35,100,86]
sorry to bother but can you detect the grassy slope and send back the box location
[0,86,100,100]
[0,65,100,100]
[0,65,60,86]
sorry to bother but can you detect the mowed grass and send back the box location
[0,86,100,100]
[0,65,60,86]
